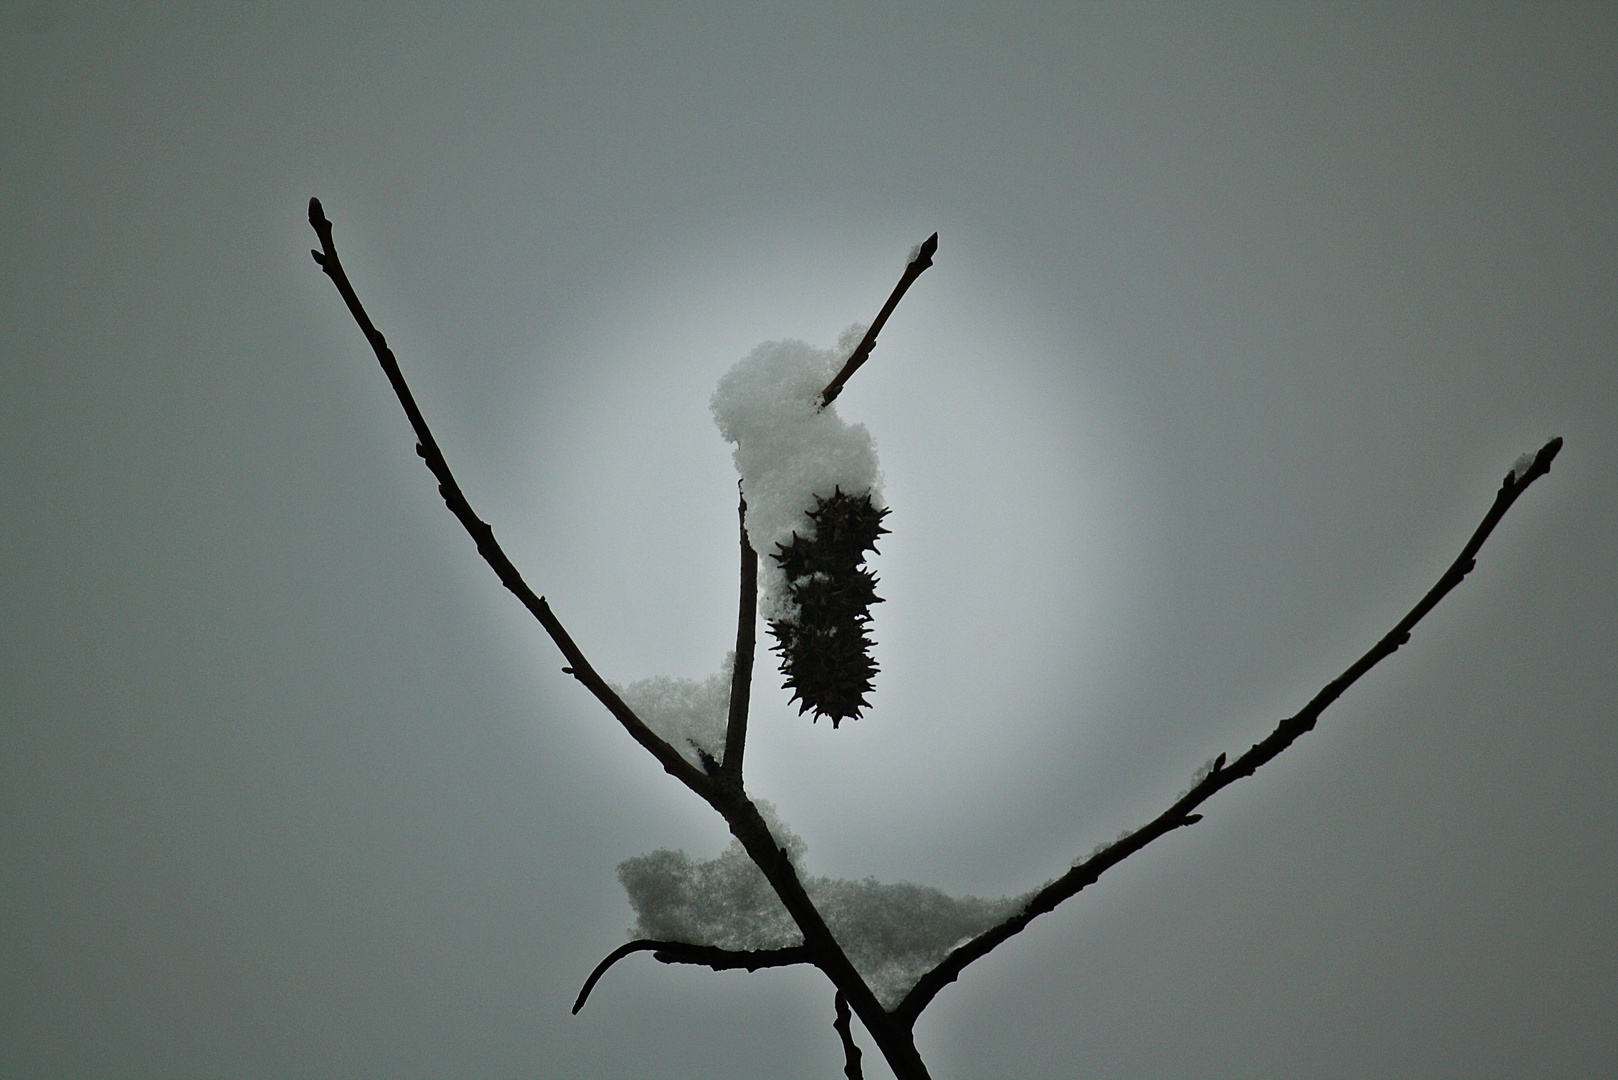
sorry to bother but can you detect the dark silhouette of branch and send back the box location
[305,198,711,797]
[894,434,1564,1024]
[572,939,814,1014]
[716,798,933,1078]
[308,197,933,1078]
[833,991,864,1080]
[722,489,758,782]
[308,199,1558,1080]
[821,233,938,407]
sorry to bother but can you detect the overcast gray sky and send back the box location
[3,5,1613,1078]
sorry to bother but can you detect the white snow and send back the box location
[618,812,1033,1009]
[1176,756,1222,800]
[613,654,734,767]
[711,326,883,623]
[1509,451,1536,482]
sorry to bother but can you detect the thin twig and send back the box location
[895,435,1564,1024]
[833,991,864,1080]
[305,198,711,796]
[821,233,938,407]
[572,939,815,1014]
[722,488,758,781]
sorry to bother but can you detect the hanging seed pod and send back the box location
[768,488,890,727]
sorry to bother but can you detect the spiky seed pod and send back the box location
[768,488,889,727]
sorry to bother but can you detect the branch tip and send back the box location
[1509,436,1564,489]
[820,230,939,405]
[916,231,939,265]
[572,940,815,1014]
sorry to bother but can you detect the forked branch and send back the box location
[308,199,1556,1080]
[894,435,1563,1024]
[310,198,927,1077]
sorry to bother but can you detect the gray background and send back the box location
[2,5,1613,1078]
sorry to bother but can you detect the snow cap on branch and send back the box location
[613,654,734,767]
[619,809,1032,1009]
[711,327,884,624]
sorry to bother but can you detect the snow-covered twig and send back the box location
[894,435,1564,1024]
[309,199,936,1079]
[309,197,1559,1080]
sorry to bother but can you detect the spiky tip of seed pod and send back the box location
[768,488,889,727]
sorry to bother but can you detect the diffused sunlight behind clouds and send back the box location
[522,220,1149,880]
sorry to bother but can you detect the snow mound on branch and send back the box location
[613,655,733,767]
[618,813,1031,1009]
[711,327,883,623]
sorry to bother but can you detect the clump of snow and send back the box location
[1176,756,1222,800]
[617,822,803,953]
[835,323,868,358]
[613,654,733,767]
[812,877,1028,1007]
[618,800,804,950]
[618,812,1032,1009]
[1080,828,1138,864]
[711,327,883,623]
[1509,450,1536,482]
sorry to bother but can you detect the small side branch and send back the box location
[572,939,814,1014]
[821,233,938,407]
[896,436,1564,1024]
[833,991,864,1080]
[722,488,758,781]
[305,198,710,797]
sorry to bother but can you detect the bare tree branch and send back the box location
[821,233,938,407]
[721,489,758,782]
[895,435,1564,1024]
[833,991,864,1080]
[715,796,934,1079]
[305,198,712,797]
[307,199,931,1077]
[572,939,815,1014]
[308,201,1551,1080]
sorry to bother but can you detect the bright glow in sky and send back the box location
[2,6,1612,1079]
[523,227,1146,881]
